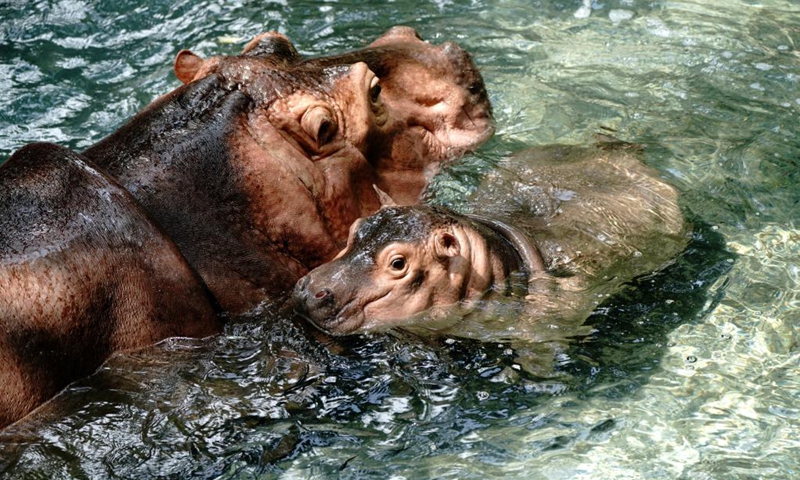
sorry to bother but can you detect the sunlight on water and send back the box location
[1,0,799,479]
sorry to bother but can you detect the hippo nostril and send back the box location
[310,287,335,309]
[468,82,483,95]
[441,41,470,65]
[314,288,331,299]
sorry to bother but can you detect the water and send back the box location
[1,0,798,478]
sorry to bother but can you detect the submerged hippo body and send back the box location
[0,143,221,428]
[294,141,688,336]
[83,28,492,313]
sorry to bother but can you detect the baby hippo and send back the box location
[293,139,688,336]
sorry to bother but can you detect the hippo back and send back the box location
[467,141,687,290]
[0,143,220,428]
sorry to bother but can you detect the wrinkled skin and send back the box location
[84,27,493,313]
[293,140,688,336]
[0,143,221,429]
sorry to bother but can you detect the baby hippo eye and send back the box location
[369,78,382,103]
[389,257,406,271]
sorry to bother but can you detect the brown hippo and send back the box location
[293,140,688,339]
[83,27,493,314]
[0,143,221,429]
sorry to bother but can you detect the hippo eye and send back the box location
[369,80,382,104]
[389,257,406,271]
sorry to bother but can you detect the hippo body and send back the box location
[84,27,493,313]
[293,140,688,337]
[0,143,221,428]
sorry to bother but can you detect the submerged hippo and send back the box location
[293,140,688,337]
[0,143,221,428]
[82,27,493,313]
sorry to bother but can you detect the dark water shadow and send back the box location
[564,219,735,396]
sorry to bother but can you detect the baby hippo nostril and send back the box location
[309,287,335,308]
[298,275,311,289]
[314,288,330,299]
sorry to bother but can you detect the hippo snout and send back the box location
[292,274,341,329]
[293,274,331,308]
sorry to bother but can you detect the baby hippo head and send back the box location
[292,206,485,335]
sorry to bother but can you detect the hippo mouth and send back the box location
[307,298,361,334]
[422,119,495,161]
[296,305,367,337]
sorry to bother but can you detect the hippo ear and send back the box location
[369,26,424,47]
[174,50,205,84]
[301,106,338,150]
[373,185,398,207]
[242,32,301,63]
[433,230,461,259]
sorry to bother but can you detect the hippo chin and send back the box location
[83,27,493,314]
[293,140,688,337]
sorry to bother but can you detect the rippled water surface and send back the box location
[1,1,799,478]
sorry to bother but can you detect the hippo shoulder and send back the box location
[1,143,157,262]
[0,142,220,428]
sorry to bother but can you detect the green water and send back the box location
[1,1,798,478]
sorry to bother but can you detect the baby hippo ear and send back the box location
[433,229,461,259]
[373,185,398,207]
[174,50,205,84]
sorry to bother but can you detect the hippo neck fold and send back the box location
[464,213,547,296]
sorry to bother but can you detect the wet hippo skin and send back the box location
[0,143,221,429]
[0,28,491,427]
[84,27,493,314]
[293,139,688,337]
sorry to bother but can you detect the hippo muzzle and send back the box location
[292,264,371,335]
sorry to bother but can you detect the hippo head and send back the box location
[174,27,494,206]
[292,205,513,335]
[313,26,495,203]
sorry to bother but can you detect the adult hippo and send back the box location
[82,27,493,314]
[293,140,688,339]
[0,143,221,428]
